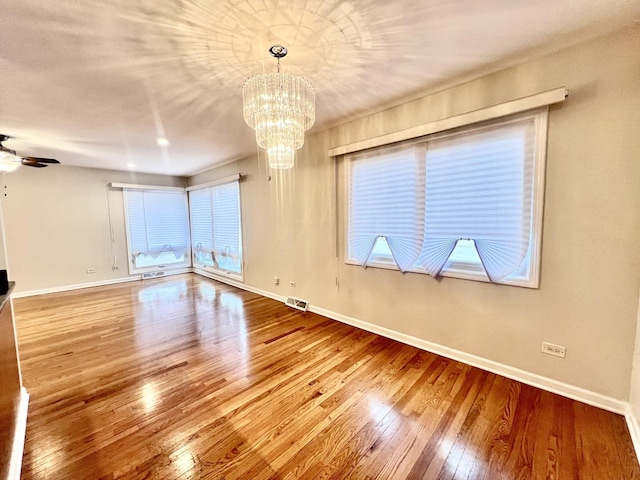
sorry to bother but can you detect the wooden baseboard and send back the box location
[7,387,28,480]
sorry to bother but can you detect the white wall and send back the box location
[190,26,640,401]
[1,165,185,293]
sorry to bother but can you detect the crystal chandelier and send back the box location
[243,46,315,169]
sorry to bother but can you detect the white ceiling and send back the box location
[1,0,638,176]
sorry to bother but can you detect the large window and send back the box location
[346,109,547,288]
[189,178,243,280]
[123,189,191,274]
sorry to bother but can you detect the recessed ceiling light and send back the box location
[156,137,170,148]
[127,162,135,169]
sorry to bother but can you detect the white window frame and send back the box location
[187,175,244,282]
[122,188,191,275]
[344,108,548,288]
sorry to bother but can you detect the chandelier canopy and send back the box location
[242,46,315,169]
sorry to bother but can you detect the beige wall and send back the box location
[1,165,185,293]
[190,26,640,401]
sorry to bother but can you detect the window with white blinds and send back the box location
[348,143,426,272]
[189,180,242,278]
[123,189,191,273]
[346,109,547,287]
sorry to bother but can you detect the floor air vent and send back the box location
[142,271,165,279]
[285,297,309,312]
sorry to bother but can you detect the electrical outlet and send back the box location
[542,342,566,358]
[274,276,280,286]
[289,280,296,287]
[86,267,96,274]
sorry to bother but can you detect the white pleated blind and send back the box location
[415,118,535,281]
[346,110,544,285]
[212,182,241,262]
[348,142,426,272]
[125,190,190,258]
[188,180,242,272]
[189,189,214,253]
[126,192,148,257]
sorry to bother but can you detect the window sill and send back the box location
[344,259,538,289]
[194,264,244,283]
[130,262,192,275]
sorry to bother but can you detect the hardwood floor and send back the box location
[13,274,640,479]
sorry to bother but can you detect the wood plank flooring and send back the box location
[13,274,640,479]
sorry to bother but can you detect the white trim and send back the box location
[188,179,244,280]
[187,154,248,177]
[191,270,626,414]
[17,269,628,418]
[122,189,191,275]
[130,259,192,276]
[343,109,547,288]
[328,87,568,157]
[13,275,136,298]
[308,304,626,414]
[185,174,241,191]
[13,269,194,298]
[192,268,286,303]
[528,106,549,288]
[7,297,23,387]
[193,262,243,283]
[12,270,638,462]
[108,182,185,192]
[12,276,138,298]
[625,406,640,462]
[8,387,29,480]
[138,267,192,278]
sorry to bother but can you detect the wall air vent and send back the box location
[285,296,309,312]
[142,271,165,279]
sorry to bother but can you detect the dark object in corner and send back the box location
[0,270,8,295]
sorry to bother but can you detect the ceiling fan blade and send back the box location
[21,157,60,164]
[21,159,48,168]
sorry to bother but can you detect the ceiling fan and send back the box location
[0,134,61,172]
